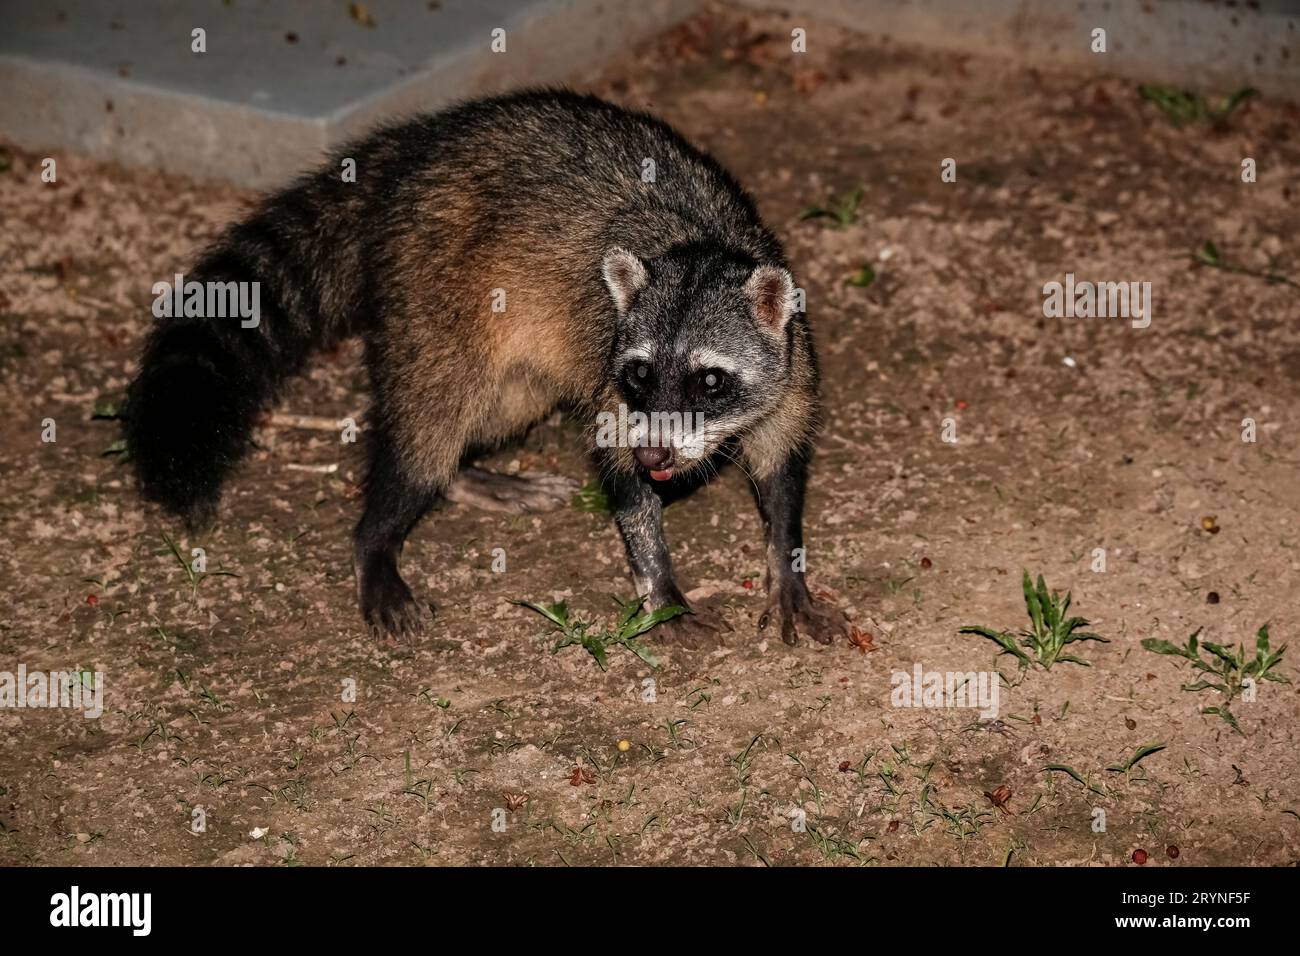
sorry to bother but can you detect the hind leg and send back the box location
[445,466,578,514]
[354,435,438,637]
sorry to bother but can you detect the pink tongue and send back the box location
[650,468,674,482]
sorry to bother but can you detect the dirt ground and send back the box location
[2,7,1299,867]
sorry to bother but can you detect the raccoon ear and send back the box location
[602,247,649,314]
[745,264,797,335]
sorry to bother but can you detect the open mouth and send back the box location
[633,445,676,481]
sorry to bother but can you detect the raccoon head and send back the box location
[601,243,797,481]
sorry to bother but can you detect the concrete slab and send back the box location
[4,1,1296,189]
[0,0,694,187]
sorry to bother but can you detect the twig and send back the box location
[263,412,355,432]
[285,462,338,474]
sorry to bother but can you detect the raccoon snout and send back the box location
[633,445,675,480]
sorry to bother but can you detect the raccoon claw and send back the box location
[360,570,434,639]
[759,584,845,647]
[656,607,727,649]
[445,466,578,514]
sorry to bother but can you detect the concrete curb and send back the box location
[4,1,1296,188]
[0,0,695,188]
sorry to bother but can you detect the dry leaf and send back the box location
[569,767,596,787]
[349,3,376,27]
[984,785,1013,813]
[848,627,876,653]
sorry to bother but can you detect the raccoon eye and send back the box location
[623,361,653,391]
[700,368,730,396]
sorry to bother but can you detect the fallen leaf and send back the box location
[984,785,1013,813]
[349,2,377,27]
[848,627,876,653]
[569,767,596,787]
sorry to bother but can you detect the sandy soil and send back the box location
[2,7,1299,866]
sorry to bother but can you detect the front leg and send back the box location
[604,465,723,646]
[751,451,846,646]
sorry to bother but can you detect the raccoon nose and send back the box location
[633,445,674,471]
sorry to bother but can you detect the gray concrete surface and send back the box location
[2,0,1297,188]
[0,0,695,187]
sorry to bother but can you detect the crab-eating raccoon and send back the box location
[126,88,846,646]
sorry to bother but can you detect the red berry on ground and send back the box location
[1132,848,1148,864]
[86,594,99,607]
[838,760,851,773]
[742,579,753,590]
[920,557,932,569]
[1167,845,1180,859]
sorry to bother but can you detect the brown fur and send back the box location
[127,89,829,639]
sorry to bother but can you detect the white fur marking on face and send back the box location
[685,408,768,454]
[691,348,742,376]
[618,346,653,368]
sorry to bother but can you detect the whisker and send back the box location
[715,443,761,499]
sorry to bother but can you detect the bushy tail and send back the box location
[126,182,364,528]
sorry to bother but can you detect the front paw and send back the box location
[655,606,727,649]
[758,581,848,647]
